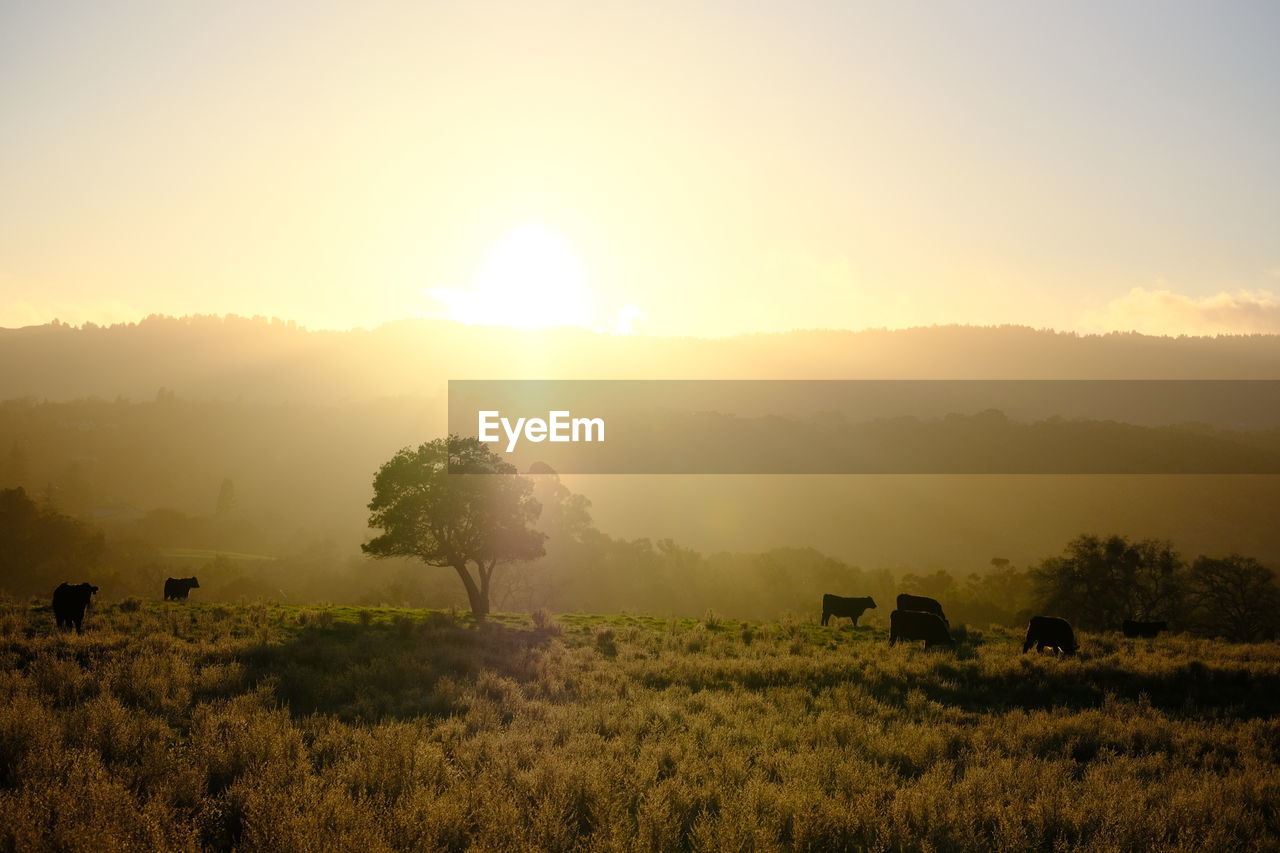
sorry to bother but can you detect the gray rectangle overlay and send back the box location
[447,380,1280,474]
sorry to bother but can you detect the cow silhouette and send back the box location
[52,582,98,633]
[889,609,954,648]
[1023,616,1078,656]
[821,594,876,627]
[896,593,947,624]
[164,576,200,601]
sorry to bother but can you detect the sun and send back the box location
[430,222,591,329]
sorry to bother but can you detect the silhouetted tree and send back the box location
[1032,534,1184,630]
[215,477,237,515]
[495,464,596,611]
[901,569,959,600]
[1187,554,1280,642]
[959,562,1034,626]
[363,436,546,619]
[0,487,104,596]
[1,442,28,489]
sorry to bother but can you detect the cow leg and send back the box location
[821,612,830,626]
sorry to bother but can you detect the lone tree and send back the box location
[363,435,546,619]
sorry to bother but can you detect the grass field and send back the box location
[2,602,1279,852]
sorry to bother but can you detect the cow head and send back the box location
[866,597,877,609]
[190,577,200,588]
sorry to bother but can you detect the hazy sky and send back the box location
[2,0,1278,336]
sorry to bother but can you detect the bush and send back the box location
[595,627,618,658]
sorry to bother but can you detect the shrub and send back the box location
[595,627,618,658]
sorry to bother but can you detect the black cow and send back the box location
[889,609,954,649]
[821,594,876,627]
[1023,616,1078,656]
[164,576,200,601]
[896,593,947,624]
[52,582,98,633]
[1123,619,1168,638]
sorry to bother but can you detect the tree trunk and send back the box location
[478,559,496,619]
[453,563,489,620]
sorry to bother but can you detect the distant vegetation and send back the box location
[4,393,1280,575]
[2,601,1278,851]
[4,482,1278,643]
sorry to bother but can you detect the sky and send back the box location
[2,0,1279,337]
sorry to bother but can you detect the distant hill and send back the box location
[4,316,1280,571]
[3,316,1280,403]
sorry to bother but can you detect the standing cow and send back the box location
[52,582,98,633]
[896,593,947,624]
[1023,616,1078,656]
[821,594,876,627]
[889,609,954,649]
[1122,619,1167,638]
[164,576,200,601]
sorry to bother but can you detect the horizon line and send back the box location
[4,313,1279,343]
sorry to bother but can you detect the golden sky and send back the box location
[2,1,1279,336]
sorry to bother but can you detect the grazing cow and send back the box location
[896,593,947,624]
[1123,619,1168,638]
[164,576,200,601]
[821,594,877,627]
[889,609,954,649]
[52,582,98,633]
[1023,616,1078,656]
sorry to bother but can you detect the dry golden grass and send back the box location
[1,602,1278,852]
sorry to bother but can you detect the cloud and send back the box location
[1087,287,1280,336]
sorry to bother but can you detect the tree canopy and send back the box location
[363,435,545,618]
[0,487,105,597]
[1187,554,1280,642]
[1031,534,1184,630]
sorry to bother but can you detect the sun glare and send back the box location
[430,222,592,330]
